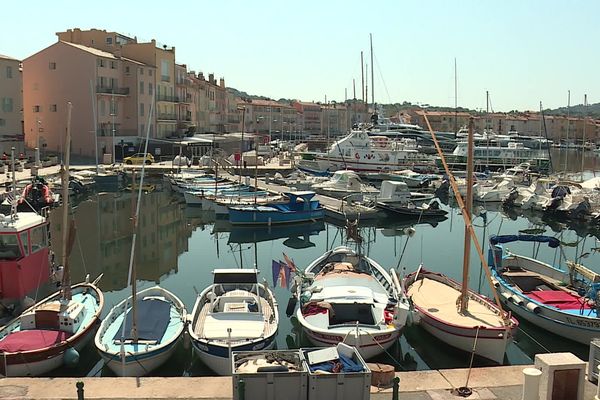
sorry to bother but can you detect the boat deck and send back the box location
[194,291,276,344]
[408,277,504,328]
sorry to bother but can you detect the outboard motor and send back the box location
[570,198,591,220]
[503,187,519,207]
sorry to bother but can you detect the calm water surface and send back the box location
[39,149,600,376]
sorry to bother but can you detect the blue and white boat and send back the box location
[94,286,187,376]
[189,269,279,375]
[489,234,600,345]
[227,191,324,225]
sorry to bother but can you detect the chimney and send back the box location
[198,72,204,81]
[209,73,214,84]
[219,78,225,88]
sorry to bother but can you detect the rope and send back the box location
[464,326,480,389]
[518,326,551,354]
[358,328,407,370]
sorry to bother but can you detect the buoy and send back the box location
[367,363,395,388]
[64,347,80,367]
[285,297,298,317]
[526,302,541,314]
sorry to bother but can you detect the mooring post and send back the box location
[392,376,400,400]
[76,381,85,400]
[238,379,245,400]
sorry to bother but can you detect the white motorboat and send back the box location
[311,170,378,199]
[189,269,279,375]
[294,246,410,359]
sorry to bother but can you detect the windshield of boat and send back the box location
[329,303,375,326]
[0,233,23,260]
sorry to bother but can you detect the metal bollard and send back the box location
[76,381,85,400]
[392,376,400,400]
[238,379,245,400]
[522,367,541,400]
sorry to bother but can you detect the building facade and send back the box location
[0,54,23,141]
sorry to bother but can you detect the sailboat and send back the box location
[0,102,105,376]
[94,107,187,377]
[403,118,518,364]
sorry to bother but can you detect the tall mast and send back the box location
[454,58,458,135]
[458,117,474,313]
[565,90,570,171]
[360,51,365,104]
[370,33,375,110]
[582,94,587,180]
[60,102,73,302]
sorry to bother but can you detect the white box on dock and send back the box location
[232,350,307,400]
[302,344,371,400]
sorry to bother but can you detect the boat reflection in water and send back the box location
[215,219,325,249]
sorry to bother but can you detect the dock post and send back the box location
[522,367,541,400]
[392,376,400,400]
[238,379,245,400]
[76,381,85,400]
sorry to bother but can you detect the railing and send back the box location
[161,75,171,82]
[156,94,180,102]
[96,86,130,95]
[157,113,177,121]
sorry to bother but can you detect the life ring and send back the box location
[355,153,360,159]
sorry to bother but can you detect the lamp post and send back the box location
[35,119,42,167]
[110,95,116,164]
[237,105,246,186]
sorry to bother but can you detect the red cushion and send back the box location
[0,330,72,352]
[527,290,587,310]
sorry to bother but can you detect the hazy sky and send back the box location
[2,1,597,112]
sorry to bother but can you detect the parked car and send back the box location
[123,153,154,165]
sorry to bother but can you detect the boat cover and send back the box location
[114,298,171,342]
[0,329,72,352]
[526,290,589,310]
[489,234,560,248]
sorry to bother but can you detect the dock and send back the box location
[1,364,598,399]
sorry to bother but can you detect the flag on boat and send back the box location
[282,253,297,272]
[272,260,281,286]
[278,261,287,289]
[4,191,16,206]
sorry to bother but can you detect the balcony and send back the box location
[157,113,177,121]
[96,86,130,96]
[161,75,171,83]
[156,94,180,103]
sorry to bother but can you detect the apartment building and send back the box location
[0,54,22,141]
[292,101,321,136]
[321,103,349,137]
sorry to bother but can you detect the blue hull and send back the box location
[228,208,324,225]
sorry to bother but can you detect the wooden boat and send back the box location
[0,103,105,376]
[294,246,410,359]
[376,199,447,219]
[95,120,187,376]
[189,269,279,375]
[94,286,186,376]
[404,117,517,364]
[489,234,600,345]
[228,191,324,225]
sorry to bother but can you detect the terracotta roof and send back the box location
[60,41,117,59]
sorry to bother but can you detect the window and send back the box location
[20,232,29,256]
[98,59,106,67]
[106,37,113,45]
[6,66,12,79]
[110,61,116,69]
[148,83,153,96]
[110,100,117,116]
[1,98,13,112]
[0,234,22,259]
[140,103,144,116]
[99,99,106,116]
[49,62,56,70]
[140,124,145,134]
[0,119,5,127]
[50,104,57,112]
[125,66,130,74]
[33,105,41,113]
[139,82,144,95]
[139,67,144,75]
[149,69,152,77]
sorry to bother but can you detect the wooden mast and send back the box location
[458,117,474,313]
[60,102,73,303]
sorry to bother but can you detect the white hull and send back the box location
[192,338,276,376]
[99,336,181,377]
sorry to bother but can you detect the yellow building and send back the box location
[0,54,23,146]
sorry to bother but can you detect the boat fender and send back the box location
[300,290,312,303]
[491,278,500,288]
[501,292,512,301]
[511,295,524,306]
[182,330,191,350]
[526,302,541,314]
[64,347,80,367]
[355,153,360,160]
[285,297,298,317]
[406,309,421,326]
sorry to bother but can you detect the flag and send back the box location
[282,253,297,272]
[272,260,281,287]
[5,191,15,205]
[283,262,292,288]
[278,261,287,289]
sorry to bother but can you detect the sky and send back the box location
[2,0,598,112]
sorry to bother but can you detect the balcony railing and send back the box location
[157,113,177,121]
[161,75,171,82]
[96,86,130,95]
[156,94,180,102]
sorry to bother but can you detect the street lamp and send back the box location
[110,95,116,164]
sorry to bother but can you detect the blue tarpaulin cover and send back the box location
[489,234,561,248]
[308,354,364,373]
[114,298,171,342]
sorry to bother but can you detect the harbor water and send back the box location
[27,149,600,377]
